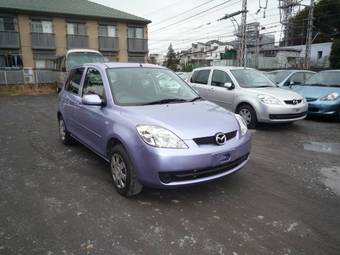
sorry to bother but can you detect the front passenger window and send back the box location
[83,68,105,99]
[65,68,84,95]
[211,70,232,87]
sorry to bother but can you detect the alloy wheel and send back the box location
[239,108,252,125]
[111,153,127,189]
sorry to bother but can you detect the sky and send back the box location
[91,0,310,55]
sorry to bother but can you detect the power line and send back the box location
[150,0,237,33]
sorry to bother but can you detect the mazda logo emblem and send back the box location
[215,133,227,145]
[292,99,298,105]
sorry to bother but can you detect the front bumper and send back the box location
[130,132,251,188]
[256,102,308,123]
[307,101,339,117]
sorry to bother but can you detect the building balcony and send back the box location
[31,33,56,50]
[98,36,119,52]
[66,34,89,49]
[0,31,20,49]
[127,38,148,53]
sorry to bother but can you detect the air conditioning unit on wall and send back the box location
[23,68,35,84]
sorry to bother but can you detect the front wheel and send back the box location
[110,145,143,197]
[236,104,257,129]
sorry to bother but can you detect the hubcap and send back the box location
[239,108,252,125]
[110,153,127,189]
[59,119,66,141]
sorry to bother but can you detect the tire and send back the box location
[58,116,74,145]
[110,145,143,197]
[236,104,257,129]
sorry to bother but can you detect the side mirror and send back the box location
[224,82,234,90]
[82,94,105,106]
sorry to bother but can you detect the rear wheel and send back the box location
[58,117,74,145]
[236,104,257,129]
[110,145,143,197]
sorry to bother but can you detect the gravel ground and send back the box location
[0,95,339,255]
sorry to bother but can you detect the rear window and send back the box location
[191,70,210,85]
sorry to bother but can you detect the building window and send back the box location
[98,25,116,37]
[317,51,323,59]
[67,23,86,35]
[0,17,17,32]
[31,20,53,33]
[0,53,22,69]
[128,27,144,39]
[33,51,56,69]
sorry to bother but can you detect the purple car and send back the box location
[58,63,251,196]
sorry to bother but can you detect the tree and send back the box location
[330,39,340,68]
[284,0,340,46]
[165,44,178,71]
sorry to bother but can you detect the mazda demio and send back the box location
[58,63,251,196]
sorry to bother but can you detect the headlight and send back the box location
[303,97,307,103]
[136,125,188,149]
[235,114,248,137]
[320,92,339,101]
[258,94,283,105]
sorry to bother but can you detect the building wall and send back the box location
[17,14,34,68]
[1,13,149,68]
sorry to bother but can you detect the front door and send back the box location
[209,70,235,111]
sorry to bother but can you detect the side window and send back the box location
[191,70,210,85]
[288,72,304,85]
[65,68,84,94]
[211,70,232,87]
[305,72,314,82]
[82,68,105,99]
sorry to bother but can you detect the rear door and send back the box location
[62,68,85,134]
[189,69,211,98]
[209,69,235,111]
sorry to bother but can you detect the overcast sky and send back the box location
[91,0,310,55]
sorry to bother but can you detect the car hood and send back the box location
[120,101,239,139]
[245,87,304,100]
[290,85,340,99]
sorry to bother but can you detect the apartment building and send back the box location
[0,0,150,69]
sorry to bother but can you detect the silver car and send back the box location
[188,67,308,128]
[265,70,315,87]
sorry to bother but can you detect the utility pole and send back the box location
[279,0,299,46]
[239,0,247,67]
[304,0,314,69]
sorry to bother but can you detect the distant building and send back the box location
[149,53,165,66]
[0,0,151,69]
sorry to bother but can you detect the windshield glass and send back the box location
[67,52,106,70]
[266,70,292,84]
[305,71,340,86]
[107,68,199,106]
[231,69,276,88]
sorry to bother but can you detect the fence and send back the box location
[0,69,59,85]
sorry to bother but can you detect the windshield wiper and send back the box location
[190,96,203,102]
[142,98,188,105]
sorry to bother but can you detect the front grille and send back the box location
[306,97,317,102]
[284,99,302,105]
[193,130,237,145]
[159,153,249,184]
[308,106,319,112]
[269,112,307,120]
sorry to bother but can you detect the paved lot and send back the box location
[0,95,340,255]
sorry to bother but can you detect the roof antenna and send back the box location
[139,63,143,68]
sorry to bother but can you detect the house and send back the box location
[0,0,151,69]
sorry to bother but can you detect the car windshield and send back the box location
[231,69,276,88]
[266,70,292,84]
[67,52,106,70]
[305,71,340,86]
[107,68,200,106]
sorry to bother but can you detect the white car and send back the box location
[188,66,308,128]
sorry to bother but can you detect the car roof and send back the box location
[193,66,254,71]
[319,70,340,73]
[268,69,315,73]
[72,62,167,70]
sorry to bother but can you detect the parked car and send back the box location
[291,70,340,120]
[265,69,315,87]
[176,72,191,81]
[58,63,251,196]
[188,67,308,128]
